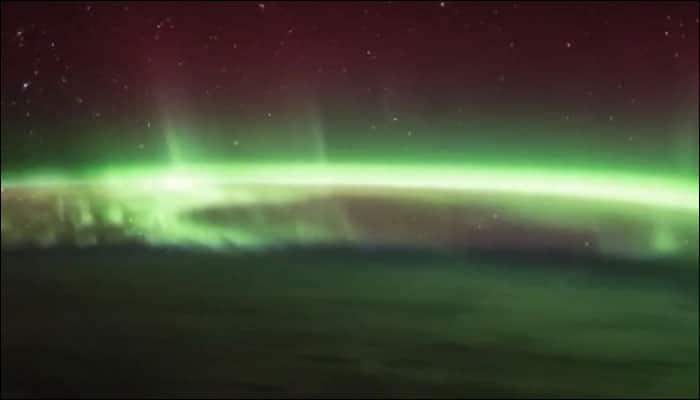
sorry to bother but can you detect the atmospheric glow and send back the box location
[2,163,697,255]
[87,163,699,212]
[157,172,198,192]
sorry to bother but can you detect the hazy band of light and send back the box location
[3,163,698,212]
[60,163,700,214]
[2,163,697,253]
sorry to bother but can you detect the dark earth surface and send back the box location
[2,246,698,398]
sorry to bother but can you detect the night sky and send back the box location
[1,1,698,174]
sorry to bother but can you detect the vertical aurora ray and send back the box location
[294,97,358,244]
[305,98,328,165]
[164,122,185,166]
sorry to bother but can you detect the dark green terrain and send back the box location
[2,246,698,398]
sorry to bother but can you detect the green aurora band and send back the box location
[2,163,698,258]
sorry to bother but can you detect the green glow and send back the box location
[93,163,699,212]
[652,223,681,255]
[2,163,698,255]
[164,125,185,165]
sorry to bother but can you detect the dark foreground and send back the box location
[2,246,698,398]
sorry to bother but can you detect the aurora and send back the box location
[2,162,698,257]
